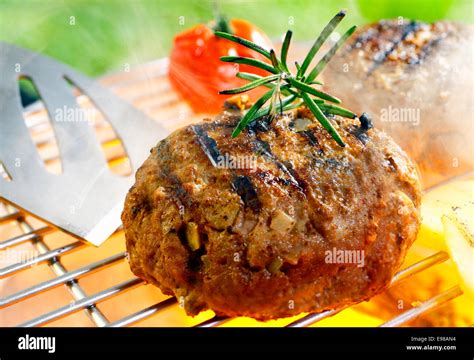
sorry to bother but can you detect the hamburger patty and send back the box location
[122,105,421,320]
[322,19,474,187]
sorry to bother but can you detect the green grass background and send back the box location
[0,0,473,76]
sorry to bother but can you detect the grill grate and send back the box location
[0,57,468,328]
[0,202,462,327]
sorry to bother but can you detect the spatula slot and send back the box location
[63,76,132,177]
[0,42,168,244]
[18,76,63,175]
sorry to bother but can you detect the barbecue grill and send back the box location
[0,58,469,328]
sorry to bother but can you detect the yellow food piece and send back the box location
[226,94,250,110]
[389,178,474,326]
[268,256,283,274]
[186,222,201,251]
[417,180,473,252]
[442,204,474,301]
[270,209,295,234]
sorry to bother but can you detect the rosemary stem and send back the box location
[217,9,358,147]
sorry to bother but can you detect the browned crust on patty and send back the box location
[323,20,473,188]
[348,19,455,69]
[122,108,421,320]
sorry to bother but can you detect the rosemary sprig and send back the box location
[216,10,359,146]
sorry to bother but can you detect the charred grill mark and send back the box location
[192,125,222,166]
[162,166,194,208]
[193,124,263,214]
[350,21,451,68]
[411,36,444,65]
[131,199,152,218]
[348,27,376,52]
[351,127,370,145]
[310,156,351,172]
[315,158,345,171]
[368,20,420,75]
[232,175,262,213]
[302,130,318,146]
[252,137,272,158]
[288,120,325,154]
[250,136,305,193]
[254,169,293,187]
[198,118,240,132]
[301,130,325,155]
[247,116,272,134]
[281,161,309,193]
[347,20,402,53]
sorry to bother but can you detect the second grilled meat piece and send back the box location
[122,104,422,320]
[323,19,474,187]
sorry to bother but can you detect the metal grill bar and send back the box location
[0,212,21,224]
[195,316,230,328]
[380,285,463,327]
[5,206,110,327]
[0,226,53,249]
[19,278,144,327]
[106,298,177,327]
[390,251,450,284]
[0,241,85,277]
[0,252,126,308]
[286,309,341,328]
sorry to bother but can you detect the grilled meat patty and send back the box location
[322,19,474,187]
[122,105,421,320]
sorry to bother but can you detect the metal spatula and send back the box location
[0,42,170,246]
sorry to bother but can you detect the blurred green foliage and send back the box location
[0,0,472,76]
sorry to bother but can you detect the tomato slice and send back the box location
[169,19,273,113]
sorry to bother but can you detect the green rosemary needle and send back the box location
[299,10,346,77]
[280,30,292,72]
[220,56,278,74]
[219,74,281,95]
[216,9,359,146]
[231,88,276,137]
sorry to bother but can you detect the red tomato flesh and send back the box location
[169,19,273,113]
